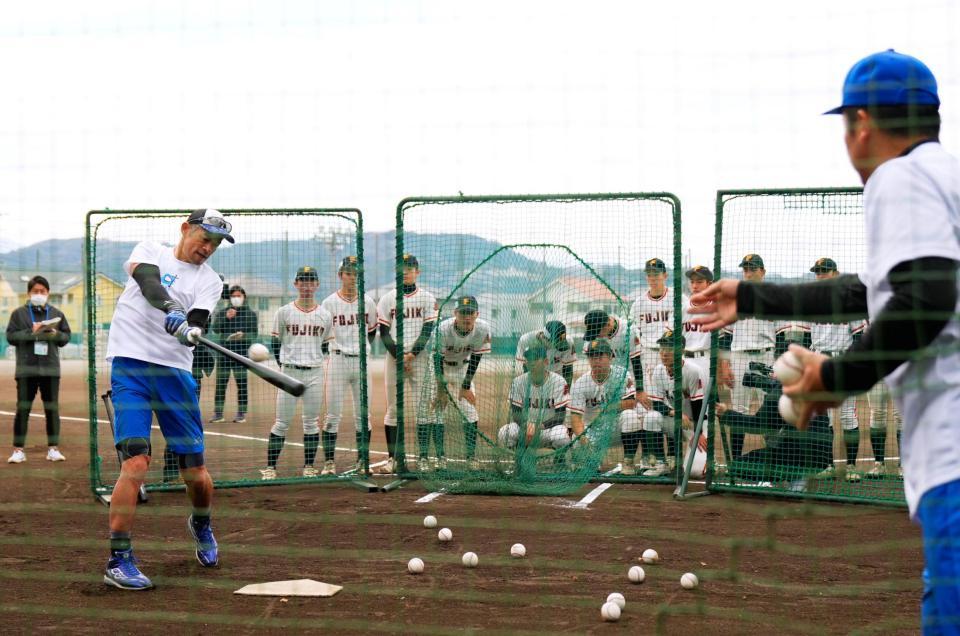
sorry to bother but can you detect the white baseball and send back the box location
[641,548,659,564]
[606,592,625,610]
[773,351,803,385]
[438,528,453,542]
[407,557,424,574]
[628,565,646,583]
[247,343,270,362]
[462,551,479,568]
[601,602,621,622]
[778,394,799,425]
[680,572,699,589]
[423,515,438,528]
[510,543,526,558]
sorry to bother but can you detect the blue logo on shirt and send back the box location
[161,273,178,288]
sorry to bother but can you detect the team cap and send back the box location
[187,209,235,244]
[295,265,319,282]
[401,254,419,268]
[454,295,479,313]
[685,265,714,281]
[657,329,686,349]
[739,253,765,269]
[523,345,548,362]
[810,257,838,273]
[544,320,566,343]
[583,309,609,342]
[339,255,360,272]
[644,258,667,274]
[824,49,939,115]
[585,338,614,357]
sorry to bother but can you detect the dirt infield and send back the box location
[0,366,924,634]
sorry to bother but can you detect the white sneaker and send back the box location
[321,460,336,476]
[636,454,655,472]
[866,462,886,478]
[374,457,396,475]
[354,459,368,475]
[302,465,319,478]
[643,461,669,477]
[814,465,837,479]
[7,449,26,464]
[846,469,862,483]
[417,457,431,472]
[46,447,66,462]
[260,467,277,480]
[434,456,448,470]
[620,462,637,476]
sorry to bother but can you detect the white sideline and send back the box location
[415,491,445,504]
[0,410,388,455]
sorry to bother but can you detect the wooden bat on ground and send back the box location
[197,335,305,397]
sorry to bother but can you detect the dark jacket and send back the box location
[6,303,71,378]
[212,304,259,356]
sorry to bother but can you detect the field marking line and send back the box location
[572,482,614,509]
[415,491,445,504]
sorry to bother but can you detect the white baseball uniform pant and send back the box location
[271,364,324,437]
[498,422,569,449]
[421,361,479,424]
[384,352,430,428]
[867,381,902,431]
[324,351,372,434]
[730,349,774,413]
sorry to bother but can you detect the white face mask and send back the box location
[230,296,244,308]
[30,294,48,307]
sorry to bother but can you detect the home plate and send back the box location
[234,579,343,597]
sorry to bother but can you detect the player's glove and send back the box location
[162,300,188,335]
[174,323,202,347]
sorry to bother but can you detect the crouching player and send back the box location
[498,345,570,453]
[641,330,707,477]
[568,338,640,473]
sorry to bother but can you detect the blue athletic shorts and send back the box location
[917,478,960,635]
[110,357,205,455]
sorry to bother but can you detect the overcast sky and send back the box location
[1,0,958,264]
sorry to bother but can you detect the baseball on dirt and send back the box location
[606,592,626,610]
[423,515,438,528]
[773,351,803,385]
[510,543,526,558]
[778,394,800,425]
[641,548,659,564]
[462,551,479,568]
[680,572,700,589]
[628,565,646,583]
[407,558,424,574]
[601,602,621,622]
[247,343,270,362]
[438,528,453,542]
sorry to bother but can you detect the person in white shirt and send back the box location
[630,257,684,398]
[102,209,230,591]
[514,321,575,387]
[690,50,960,631]
[498,345,570,452]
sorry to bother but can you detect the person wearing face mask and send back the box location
[5,275,71,464]
[210,285,258,423]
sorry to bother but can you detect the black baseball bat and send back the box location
[197,336,305,397]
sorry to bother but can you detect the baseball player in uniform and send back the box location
[642,330,707,477]
[515,320,575,387]
[690,50,960,631]
[582,309,633,363]
[567,339,640,473]
[376,254,438,474]
[421,295,491,471]
[321,256,378,475]
[858,321,903,479]
[681,265,714,375]
[103,209,230,590]
[809,258,863,482]
[498,345,570,452]
[630,258,684,400]
[261,266,333,479]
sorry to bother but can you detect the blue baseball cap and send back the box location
[824,49,939,115]
[187,209,235,243]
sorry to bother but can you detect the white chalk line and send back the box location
[415,491,446,504]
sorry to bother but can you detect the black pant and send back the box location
[13,376,60,447]
[214,361,248,415]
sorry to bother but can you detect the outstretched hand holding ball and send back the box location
[776,345,843,430]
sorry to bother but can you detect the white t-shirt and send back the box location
[858,141,960,516]
[681,299,712,352]
[726,317,777,351]
[320,291,377,356]
[569,365,634,425]
[630,289,685,349]
[436,317,492,364]
[271,302,334,367]
[509,371,570,426]
[515,329,577,375]
[377,287,438,351]
[106,242,223,372]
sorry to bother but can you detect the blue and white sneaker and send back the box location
[187,515,219,567]
[104,550,154,590]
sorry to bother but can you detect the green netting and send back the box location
[710,189,906,507]
[84,209,372,497]
[393,193,683,495]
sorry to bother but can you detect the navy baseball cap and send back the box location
[583,309,609,342]
[544,320,566,343]
[295,265,319,282]
[810,257,838,273]
[824,49,939,115]
[523,345,548,362]
[187,209,235,244]
[644,258,667,274]
[685,265,714,281]
[739,253,764,269]
[339,255,360,272]
[401,254,419,268]
[657,329,686,349]
[585,338,614,357]
[454,295,479,313]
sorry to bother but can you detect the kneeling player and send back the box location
[568,338,640,472]
[642,330,707,477]
[497,346,570,452]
